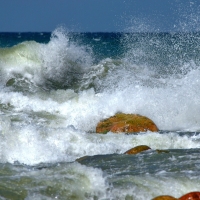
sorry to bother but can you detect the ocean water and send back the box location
[0,28,200,199]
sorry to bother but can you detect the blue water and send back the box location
[0,28,200,199]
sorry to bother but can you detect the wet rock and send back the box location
[179,192,200,200]
[75,156,89,163]
[124,145,151,155]
[96,113,159,134]
[156,149,170,154]
[152,195,178,200]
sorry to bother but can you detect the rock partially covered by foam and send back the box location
[179,192,200,200]
[124,145,151,155]
[96,113,159,134]
[152,195,178,200]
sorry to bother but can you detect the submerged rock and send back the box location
[124,145,151,155]
[152,195,178,200]
[179,192,200,200]
[156,149,170,154]
[96,113,159,134]
[75,156,90,163]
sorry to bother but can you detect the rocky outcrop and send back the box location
[124,145,151,154]
[179,192,200,200]
[152,192,200,200]
[96,113,159,134]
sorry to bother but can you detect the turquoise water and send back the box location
[0,28,200,199]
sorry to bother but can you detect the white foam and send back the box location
[109,175,200,200]
[0,28,93,88]
[0,117,199,165]
[1,28,200,131]
[20,162,107,200]
[1,29,200,167]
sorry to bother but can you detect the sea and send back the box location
[0,28,200,199]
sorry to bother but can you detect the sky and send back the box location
[0,0,200,32]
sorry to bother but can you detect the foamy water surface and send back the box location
[0,29,200,199]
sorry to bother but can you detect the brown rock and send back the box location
[124,145,151,154]
[152,195,178,200]
[179,192,200,200]
[96,113,159,134]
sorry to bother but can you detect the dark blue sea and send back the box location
[0,28,200,199]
